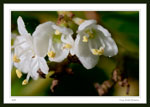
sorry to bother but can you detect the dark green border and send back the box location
[1,0,150,106]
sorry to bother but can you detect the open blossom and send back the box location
[47,25,74,62]
[35,22,75,62]
[74,20,118,69]
[13,16,50,85]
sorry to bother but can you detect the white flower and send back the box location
[47,24,75,62]
[32,19,75,62]
[74,20,118,69]
[12,16,50,85]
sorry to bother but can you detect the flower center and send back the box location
[16,69,22,78]
[91,47,104,55]
[63,43,72,49]
[48,51,56,58]
[13,54,20,63]
[82,29,96,42]
[85,29,94,39]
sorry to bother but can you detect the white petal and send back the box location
[61,34,74,44]
[70,47,75,56]
[32,73,39,80]
[78,20,96,32]
[52,25,73,35]
[88,33,104,50]
[32,21,54,57]
[30,57,39,80]
[102,37,118,57]
[14,54,32,74]
[14,36,32,57]
[95,25,111,37]
[29,56,49,80]
[17,16,28,36]
[61,34,75,55]
[74,34,99,69]
[49,43,69,62]
[95,25,118,57]
[38,57,49,74]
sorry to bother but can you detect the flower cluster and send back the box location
[12,16,118,85]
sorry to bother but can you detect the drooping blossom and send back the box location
[74,20,118,69]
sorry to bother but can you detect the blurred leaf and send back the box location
[97,56,117,79]
[11,69,54,96]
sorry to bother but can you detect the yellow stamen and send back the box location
[22,79,28,85]
[82,36,88,42]
[48,51,56,58]
[13,54,20,63]
[55,30,61,35]
[91,47,104,55]
[63,44,72,49]
[16,69,22,78]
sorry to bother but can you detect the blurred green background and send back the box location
[11,11,139,96]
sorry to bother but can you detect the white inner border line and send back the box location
[4,4,147,104]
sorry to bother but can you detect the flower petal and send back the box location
[78,20,96,32]
[14,36,32,57]
[38,57,49,74]
[88,33,104,50]
[61,34,75,55]
[32,21,54,57]
[14,54,32,74]
[52,25,73,35]
[95,25,118,57]
[30,57,39,80]
[102,37,118,57]
[74,34,99,69]
[17,16,28,36]
[49,43,69,62]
